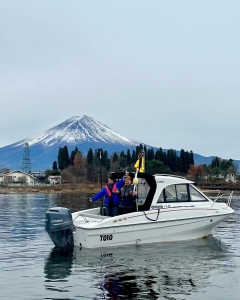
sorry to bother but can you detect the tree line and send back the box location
[188,156,237,182]
[47,144,195,183]
[45,144,237,183]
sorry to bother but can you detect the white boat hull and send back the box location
[73,206,233,248]
[46,173,235,249]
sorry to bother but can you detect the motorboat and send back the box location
[45,172,234,249]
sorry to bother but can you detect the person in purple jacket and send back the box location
[89,172,128,217]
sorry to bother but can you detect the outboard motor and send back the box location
[45,207,74,249]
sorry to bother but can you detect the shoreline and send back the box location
[0,182,102,195]
[1,183,240,195]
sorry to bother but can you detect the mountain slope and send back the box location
[0,115,141,170]
[0,115,239,171]
[13,115,140,148]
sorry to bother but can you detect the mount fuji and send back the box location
[0,115,141,170]
[1,115,237,171]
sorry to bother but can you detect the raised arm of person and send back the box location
[89,188,106,202]
[115,171,129,192]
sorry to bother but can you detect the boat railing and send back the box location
[154,174,186,179]
[211,190,233,207]
[227,191,234,207]
[73,212,110,221]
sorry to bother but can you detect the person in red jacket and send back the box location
[89,173,127,216]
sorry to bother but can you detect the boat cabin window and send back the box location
[136,178,150,206]
[157,190,165,202]
[157,184,208,203]
[189,185,208,201]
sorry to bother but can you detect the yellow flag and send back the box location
[139,156,145,172]
[134,159,139,169]
[134,152,145,172]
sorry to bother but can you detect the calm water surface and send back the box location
[0,193,240,299]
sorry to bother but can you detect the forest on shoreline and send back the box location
[46,144,238,186]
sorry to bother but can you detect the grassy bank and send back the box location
[0,182,102,194]
[1,182,240,195]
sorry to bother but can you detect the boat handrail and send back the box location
[211,190,233,207]
[154,174,186,179]
[73,212,110,221]
[227,191,234,207]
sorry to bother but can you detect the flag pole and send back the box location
[100,150,102,189]
[133,148,145,212]
[99,150,104,215]
[133,168,139,211]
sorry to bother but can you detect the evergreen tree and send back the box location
[62,146,70,169]
[144,145,147,153]
[147,149,151,161]
[102,150,109,169]
[58,147,64,171]
[70,147,79,165]
[144,145,148,161]
[136,145,140,156]
[87,148,93,164]
[127,149,132,165]
[119,151,127,169]
[166,149,178,172]
[155,149,159,161]
[146,160,170,175]
[52,161,58,170]
[106,158,111,171]
[149,148,155,160]
[185,151,190,171]
[120,150,126,158]
[135,144,143,157]
[113,152,118,162]
[210,157,220,169]
[190,150,194,165]
[179,149,188,174]
[131,150,137,163]
[58,146,70,171]
[155,148,167,166]
[45,169,60,177]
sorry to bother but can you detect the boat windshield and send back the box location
[157,184,209,203]
[137,178,150,205]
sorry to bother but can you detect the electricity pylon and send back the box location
[21,142,32,173]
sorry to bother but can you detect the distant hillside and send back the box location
[0,115,141,170]
[0,115,239,170]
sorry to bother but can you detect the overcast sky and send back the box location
[1,0,239,160]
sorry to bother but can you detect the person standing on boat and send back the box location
[119,176,137,215]
[89,173,127,217]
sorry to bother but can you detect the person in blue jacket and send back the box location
[89,173,127,217]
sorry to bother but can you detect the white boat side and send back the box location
[70,174,234,249]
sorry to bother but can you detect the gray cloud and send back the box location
[0,0,239,160]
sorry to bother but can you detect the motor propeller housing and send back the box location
[45,207,74,249]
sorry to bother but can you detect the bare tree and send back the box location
[3,176,12,187]
[18,176,27,185]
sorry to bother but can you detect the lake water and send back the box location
[0,193,240,300]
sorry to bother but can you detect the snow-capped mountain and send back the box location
[14,115,140,148]
[0,116,141,170]
[1,115,238,171]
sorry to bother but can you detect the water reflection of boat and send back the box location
[44,248,73,280]
[45,172,234,249]
[45,236,228,299]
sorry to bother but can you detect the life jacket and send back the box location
[105,183,117,198]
